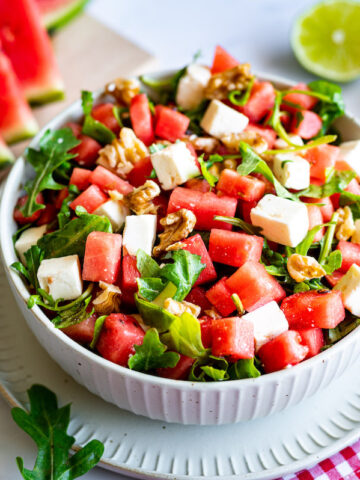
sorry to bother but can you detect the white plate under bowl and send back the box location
[1,262,360,480]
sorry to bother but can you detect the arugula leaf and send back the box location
[149,143,167,154]
[12,384,104,479]
[198,153,224,187]
[140,66,187,104]
[38,207,112,259]
[180,100,209,135]
[214,216,262,235]
[57,184,80,228]
[128,328,180,371]
[308,80,345,136]
[324,315,360,345]
[237,142,299,201]
[266,90,295,145]
[228,76,255,106]
[12,224,31,246]
[22,128,80,217]
[135,294,178,332]
[137,277,166,301]
[90,315,107,349]
[189,354,229,382]
[322,250,342,275]
[136,249,162,278]
[339,191,360,219]
[161,250,205,301]
[296,224,328,256]
[161,311,206,358]
[81,91,116,145]
[228,358,261,380]
[11,245,44,292]
[298,170,355,199]
[318,212,339,264]
[265,135,337,155]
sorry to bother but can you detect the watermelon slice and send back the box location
[0,135,14,169]
[35,0,89,31]
[0,51,38,145]
[0,0,64,104]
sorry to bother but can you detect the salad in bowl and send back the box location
[6,45,360,389]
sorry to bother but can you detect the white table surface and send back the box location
[1,1,359,478]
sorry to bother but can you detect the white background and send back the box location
[1,0,360,478]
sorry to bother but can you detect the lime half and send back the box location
[292,0,360,82]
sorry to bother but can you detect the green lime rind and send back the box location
[292,0,360,82]
[44,0,90,32]
[0,145,14,170]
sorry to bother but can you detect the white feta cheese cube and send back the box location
[242,301,289,351]
[15,225,47,264]
[274,135,304,149]
[151,141,199,191]
[175,64,211,110]
[94,200,129,231]
[200,99,249,139]
[272,153,310,190]
[334,264,360,316]
[352,219,360,244]
[250,194,309,247]
[339,140,360,177]
[123,214,157,256]
[37,255,83,301]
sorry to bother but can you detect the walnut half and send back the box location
[163,298,201,318]
[97,127,148,178]
[93,282,122,315]
[125,180,160,215]
[221,130,268,155]
[105,77,141,105]
[204,64,252,101]
[153,209,196,257]
[287,254,326,283]
[335,206,355,241]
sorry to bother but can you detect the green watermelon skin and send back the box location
[36,0,89,31]
[0,51,38,147]
[0,135,14,170]
[0,0,64,104]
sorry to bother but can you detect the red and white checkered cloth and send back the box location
[279,440,360,480]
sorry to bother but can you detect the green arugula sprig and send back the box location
[38,206,112,259]
[128,328,180,371]
[228,76,255,106]
[11,245,44,291]
[296,169,355,199]
[57,184,80,228]
[213,215,262,235]
[339,191,360,219]
[81,91,116,145]
[12,385,104,480]
[21,129,80,217]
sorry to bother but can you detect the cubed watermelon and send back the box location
[297,328,324,359]
[69,167,92,191]
[71,134,101,167]
[92,103,120,134]
[303,196,334,222]
[211,45,239,74]
[185,286,212,314]
[70,184,108,213]
[130,93,154,146]
[155,106,190,142]
[13,193,44,224]
[337,240,360,272]
[127,156,153,187]
[291,111,322,139]
[121,254,140,291]
[307,205,325,242]
[61,313,96,344]
[226,261,286,312]
[167,187,237,231]
[217,169,266,202]
[157,355,195,380]
[206,277,236,317]
[82,231,122,283]
[280,290,345,329]
[238,81,276,123]
[282,83,318,112]
[211,317,254,360]
[306,144,340,183]
[209,228,263,267]
[258,331,309,373]
[245,123,277,149]
[97,314,145,366]
[90,165,133,195]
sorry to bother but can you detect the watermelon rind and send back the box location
[43,0,90,31]
[28,81,65,105]
[3,118,39,146]
[0,144,15,170]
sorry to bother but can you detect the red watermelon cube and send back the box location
[209,228,263,267]
[82,231,122,284]
[211,317,254,360]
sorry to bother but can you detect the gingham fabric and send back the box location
[279,440,360,480]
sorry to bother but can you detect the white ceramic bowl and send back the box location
[1,72,360,426]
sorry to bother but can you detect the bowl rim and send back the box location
[1,69,360,391]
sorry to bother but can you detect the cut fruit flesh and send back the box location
[0,0,65,104]
[292,0,360,82]
[35,0,89,30]
[0,135,14,170]
[0,51,38,145]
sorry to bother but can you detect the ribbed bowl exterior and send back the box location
[2,72,360,425]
